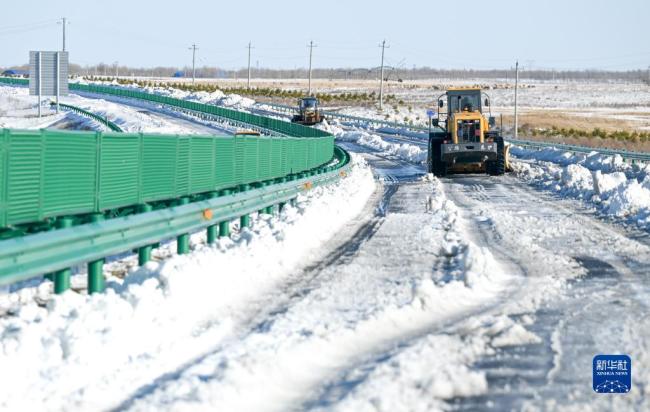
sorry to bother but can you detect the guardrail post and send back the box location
[239,184,251,229]
[206,191,219,244]
[138,204,153,265]
[218,189,232,238]
[53,217,73,294]
[240,214,250,229]
[257,182,267,214]
[177,197,190,254]
[87,213,105,294]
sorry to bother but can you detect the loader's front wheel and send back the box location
[430,138,447,177]
[495,136,506,175]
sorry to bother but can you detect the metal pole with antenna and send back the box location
[56,52,60,114]
[247,41,253,89]
[58,18,68,52]
[307,40,316,96]
[379,39,389,110]
[189,44,198,85]
[514,60,519,139]
[37,52,42,118]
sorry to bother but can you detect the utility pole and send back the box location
[58,18,68,51]
[247,41,253,89]
[307,40,316,96]
[114,61,119,78]
[514,60,519,139]
[189,44,198,84]
[379,39,389,110]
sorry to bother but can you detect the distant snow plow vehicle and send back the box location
[291,97,325,125]
[428,88,510,177]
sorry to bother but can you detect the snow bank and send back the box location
[323,121,426,164]
[512,146,650,230]
[0,155,375,411]
[0,85,67,129]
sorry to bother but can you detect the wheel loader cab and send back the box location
[440,89,488,145]
[299,97,318,114]
[291,97,325,125]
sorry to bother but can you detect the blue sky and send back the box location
[2,0,649,70]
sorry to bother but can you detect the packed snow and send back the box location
[121,171,515,412]
[74,78,257,111]
[322,121,427,165]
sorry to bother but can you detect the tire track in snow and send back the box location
[109,175,385,411]
[444,174,650,411]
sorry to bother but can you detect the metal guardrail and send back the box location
[51,102,123,132]
[258,101,432,132]
[508,138,650,163]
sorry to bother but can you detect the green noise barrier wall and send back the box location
[0,78,336,231]
[0,128,334,229]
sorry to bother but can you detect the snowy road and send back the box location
[109,112,650,410]
[443,174,650,411]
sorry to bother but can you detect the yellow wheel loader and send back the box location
[291,97,325,126]
[428,88,510,177]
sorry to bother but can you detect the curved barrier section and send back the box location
[0,77,352,293]
[0,77,329,138]
[52,102,123,132]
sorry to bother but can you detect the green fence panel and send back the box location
[6,130,43,225]
[189,136,217,194]
[175,137,190,196]
[141,135,178,201]
[214,138,235,189]
[42,130,97,217]
[258,138,271,180]
[270,137,283,178]
[243,137,259,183]
[98,133,141,210]
[234,137,245,184]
